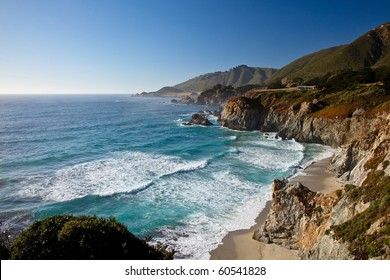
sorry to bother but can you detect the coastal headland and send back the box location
[209,84,390,259]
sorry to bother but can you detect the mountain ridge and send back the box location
[138,65,277,97]
[269,22,390,83]
[174,65,277,92]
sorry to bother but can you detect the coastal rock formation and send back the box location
[250,110,390,259]
[253,179,339,252]
[219,84,390,259]
[220,96,267,130]
[179,95,195,105]
[195,84,237,106]
[183,113,213,126]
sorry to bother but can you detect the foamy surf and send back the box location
[16,151,209,202]
[150,171,271,259]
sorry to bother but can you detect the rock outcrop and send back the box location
[253,179,353,259]
[178,95,195,105]
[183,113,213,126]
[195,85,237,106]
[220,96,267,130]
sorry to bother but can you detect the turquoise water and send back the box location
[0,94,331,259]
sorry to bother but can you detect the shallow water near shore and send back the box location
[0,94,332,259]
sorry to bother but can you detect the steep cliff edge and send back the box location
[220,85,390,259]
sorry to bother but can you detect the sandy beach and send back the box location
[210,156,342,260]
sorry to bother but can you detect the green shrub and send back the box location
[0,239,10,260]
[332,171,390,259]
[10,215,173,260]
[336,189,343,199]
[375,66,390,92]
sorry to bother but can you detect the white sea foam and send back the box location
[149,170,271,259]
[17,151,209,202]
[247,137,305,152]
[234,145,304,171]
[221,135,237,141]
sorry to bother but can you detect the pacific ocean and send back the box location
[0,94,332,259]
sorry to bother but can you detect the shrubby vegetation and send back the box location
[0,239,10,260]
[332,171,390,259]
[306,66,390,92]
[4,215,173,260]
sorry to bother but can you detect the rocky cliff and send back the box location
[221,86,390,259]
[220,96,267,130]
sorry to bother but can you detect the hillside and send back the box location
[269,22,390,84]
[137,86,187,97]
[138,65,277,97]
[175,65,277,92]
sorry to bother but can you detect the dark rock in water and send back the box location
[179,95,195,105]
[183,113,213,126]
[171,99,178,104]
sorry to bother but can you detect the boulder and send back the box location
[183,113,213,126]
[179,95,195,105]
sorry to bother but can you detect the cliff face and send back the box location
[220,96,267,130]
[253,179,354,259]
[221,89,390,259]
[195,85,237,106]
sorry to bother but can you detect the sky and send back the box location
[0,0,389,94]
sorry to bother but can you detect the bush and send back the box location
[0,239,10,260]
[375,66,390,92]
[10,215,173,260]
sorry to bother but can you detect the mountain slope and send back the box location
[175,65,277,92]
[269,22,390,83]
[137,86,186,97]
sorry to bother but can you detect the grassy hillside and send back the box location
[247,67,390,118]
[268,23,390,84]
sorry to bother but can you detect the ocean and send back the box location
[0,94,332,259]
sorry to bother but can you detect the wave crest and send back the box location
[17,151,209,202]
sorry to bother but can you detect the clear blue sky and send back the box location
[0,0,389,94]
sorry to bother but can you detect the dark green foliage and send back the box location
[308,68,376,91]
[375,66,390,92]
[332,171,390,259]
[235,84,264,95]
[266,79,285,89]
[10,215,173,260]
[336,189,343,199]
[0,239,10,260]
